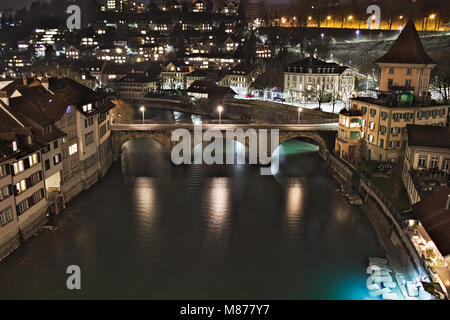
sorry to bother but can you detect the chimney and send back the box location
[445,195,450,211]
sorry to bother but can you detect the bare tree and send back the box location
[431,52,450,104]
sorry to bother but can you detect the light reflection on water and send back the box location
[0,137,385,300]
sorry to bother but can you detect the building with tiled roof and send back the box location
[0,76,116,261]
[375,20,437,99]
[283,57,354,103]
[349,20,448,162]
[402,125,450,205]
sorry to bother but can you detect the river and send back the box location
[0,138,384,299]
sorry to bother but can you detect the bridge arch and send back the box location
[112,131,174,161]
[278,132,329,159]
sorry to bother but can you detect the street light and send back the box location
[217,105,223,124]
[140,106,145,124]
[297,107,303,124]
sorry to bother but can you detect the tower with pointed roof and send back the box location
[376,19,436,100]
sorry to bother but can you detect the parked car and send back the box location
[273,97,285,102]
[245,94,255,98]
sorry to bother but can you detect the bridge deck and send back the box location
[111,123,339,131]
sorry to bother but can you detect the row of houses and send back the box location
[0,75,115,261]
[113,60,267,100]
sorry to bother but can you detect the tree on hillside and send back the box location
[250,64,284,99]
[431,53,450,104]
[111,99,135,124]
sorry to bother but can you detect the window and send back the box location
[0,206,13,227]
[45,160,50,171]
[42,144,51,154]
[12,141,17,151]
[444,159,450,172]
[53,154,61,165]
[0,185,12,201]
[28,153,39,167]
[380,139,384,148]
[370,109,376,117]
[405,80,411,88]
[388,79,393,88]
[0,163,10,177]
[69,143,78,156]
[406,68,412,75]
[418,156,427,168]
[85,131,95,146]
[99,124,107,138]
[389,68,394,74]
[54,140,59,149]
[31,189,44,204]
[430,156,439,169]
[13,160,25,175]
[84,117,94,128]
[369,122,375,130]
[368,134,374,143]
[82,103,93,112]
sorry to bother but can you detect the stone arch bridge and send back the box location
[111,123,338,161]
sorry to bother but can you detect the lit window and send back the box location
[69,143,78,156]
[12,141,17,151]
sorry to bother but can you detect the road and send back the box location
[111,122,339,132]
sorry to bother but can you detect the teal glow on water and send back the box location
[0,139,384,299]
[278,140,320,156]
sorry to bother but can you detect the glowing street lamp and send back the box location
[217,105,223,124]
[326,15,331,27]
[281,17,287,24]
[140,106,145,124]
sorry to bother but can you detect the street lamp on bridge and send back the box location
[217,105,224,124]
[140,106,145,124]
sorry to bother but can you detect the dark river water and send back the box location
[0,138,384,299]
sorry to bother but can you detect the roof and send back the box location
[407,124,450,149]
[115,72,158,83]
[375,20,436,65]
[48,78,115,114]
[340,108,363,117]
[285,57,349,74]
[186,69,208,78]
[187,80,236,96]
[412,187,450,256]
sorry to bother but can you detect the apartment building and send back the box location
[335,108,363,159]
[0,79,66,248]
[283,57,354,103]
[48,78,115,197]
[161,62,193,90]
[218,63,266,97]
[351,20,448,162]
[0,142,19,260]
[402,125,450,205]
[114,72,158,100]
[183,54,241,70]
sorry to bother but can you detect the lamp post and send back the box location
[217,105,223,124]
[140,106,145,124]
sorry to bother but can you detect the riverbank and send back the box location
[326,155,433,300]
